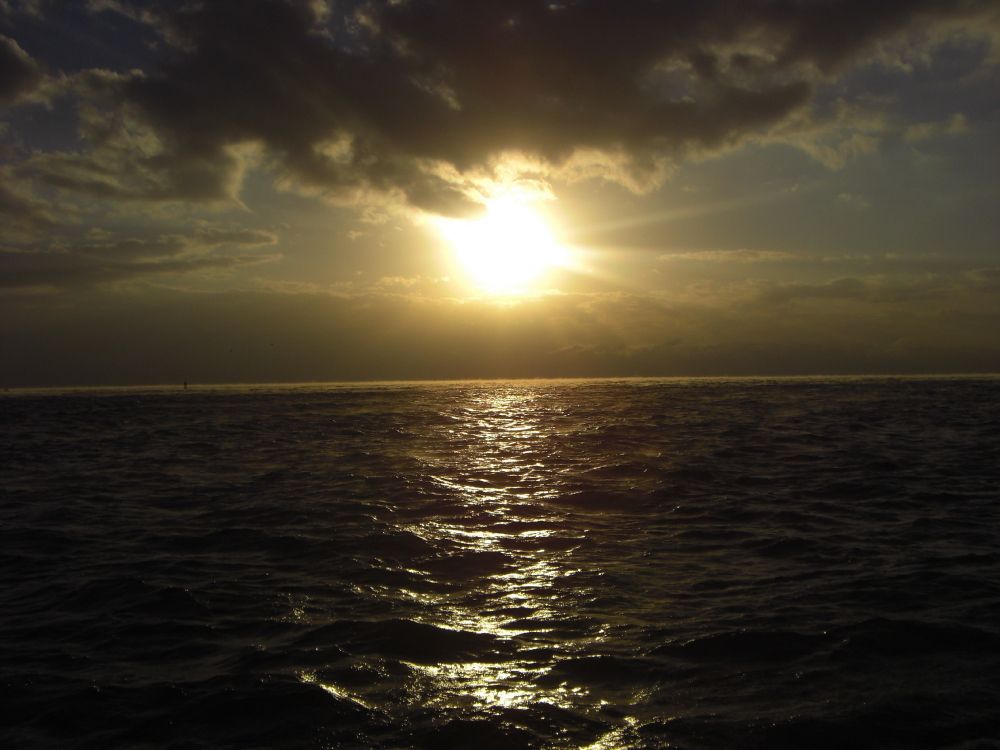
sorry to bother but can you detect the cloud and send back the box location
[0,33,42,104]
[749,273,981,307]
[659,249,797,264]
[68,226,277,259]
[0,249,269,289]
[0,178,53,232]
[764,96,976,169]
[4,274,1000,385]
[11,67,263,205]
[836,192,871,210]
[903,112,970,142]
[10,0,978,216]
[0,226,278,289]
[0,1,44,19]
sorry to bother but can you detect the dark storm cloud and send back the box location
[0,33,41,103]
[25,0,989,214]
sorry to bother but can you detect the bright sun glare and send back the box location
[436,197,570,295]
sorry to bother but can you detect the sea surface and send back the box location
[2,377,1000,749]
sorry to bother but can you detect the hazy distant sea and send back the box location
[2,377,1000,749]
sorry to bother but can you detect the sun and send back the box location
[436,197,570,295]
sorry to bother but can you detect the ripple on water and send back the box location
[2,377,1000,748]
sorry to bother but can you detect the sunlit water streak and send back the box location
[2,377,1000,748]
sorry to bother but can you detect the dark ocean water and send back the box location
[2,377,1000,749]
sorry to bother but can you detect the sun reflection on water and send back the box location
[300,385,640,746]
[397,387,593,712]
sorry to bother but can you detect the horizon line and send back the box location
[4,371,1000,393]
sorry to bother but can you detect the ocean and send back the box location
[2,377,999,749]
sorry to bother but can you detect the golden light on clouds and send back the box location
[435,197,571,296]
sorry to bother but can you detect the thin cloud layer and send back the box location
[0,227,278,289]
[0,179,52,232]
[4,275,999,385]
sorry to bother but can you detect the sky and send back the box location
[1,0,999,386]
